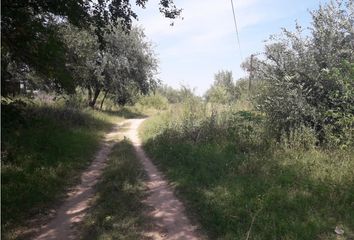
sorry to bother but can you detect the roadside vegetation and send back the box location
[141,103,354,239]
[141,1,354,239]
[1,98,120,239]
[1,88,169,240]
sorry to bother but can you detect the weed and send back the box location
[140,104,354,239]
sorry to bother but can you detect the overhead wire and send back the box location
[230,0,243,61]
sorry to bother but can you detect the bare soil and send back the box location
[34,122,127,240]
[127,119,205,240]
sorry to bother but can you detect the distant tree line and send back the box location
[157,84,199,104]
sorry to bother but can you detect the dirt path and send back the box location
[127,119,204,240]
[34,121,129,240]
[34,119,204,240]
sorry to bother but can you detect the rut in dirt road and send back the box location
[127,119,205,240]
[34,121,129,240]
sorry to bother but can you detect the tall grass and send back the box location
[140,101,354,239]
[1,100,125,239]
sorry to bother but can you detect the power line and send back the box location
[230,0,243,61]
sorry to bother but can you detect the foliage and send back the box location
[205,70,239,104]
[61,24,158,108]
[322,62,354,147]
[139,100,266,150]
[252,0,354,146]
[157,84,201,104]
[60,24,102,100]
[136,93,169,110]
[1,0,180,95]
[104,27,159,106]
[157,84,185,103]
[2,11,75,95]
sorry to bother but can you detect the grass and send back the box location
[140,110,354,240]
[79,139,147,240]
[1,100,127,239]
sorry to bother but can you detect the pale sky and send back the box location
[132,0,328,95]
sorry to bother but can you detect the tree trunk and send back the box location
[100,90,108,110]
[89,87,100,108]
[87,86,92,106]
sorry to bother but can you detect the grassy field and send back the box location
[1,100,133,239]
[140,108,354,240]
[79,139,148,240]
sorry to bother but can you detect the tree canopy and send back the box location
[1,0,181,96]
[251,0,354,144]
[61,23,158,108]
[204,70,239,104]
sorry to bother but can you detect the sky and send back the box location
[132,0,329,95]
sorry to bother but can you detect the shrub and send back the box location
[253,1,354,147]
[278,125,317,150]
[136,93,169,110]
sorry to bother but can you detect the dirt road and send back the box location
[34,121,129,240]
[127,119,204,240]
[34,119,204,240]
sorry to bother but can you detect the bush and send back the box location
[136,93,169,110]
[278,125,317,150]
[253,1,354,147]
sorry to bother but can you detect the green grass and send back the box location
[140,112,354,240]
[1,101,125,239]
[79,139,147,240]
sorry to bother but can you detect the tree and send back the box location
[62,24,158,108]
[104,27,158,106]
[205,70,238,104]
[157,84,184,103]
[1,0,181,95]
[254,0,354,144]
